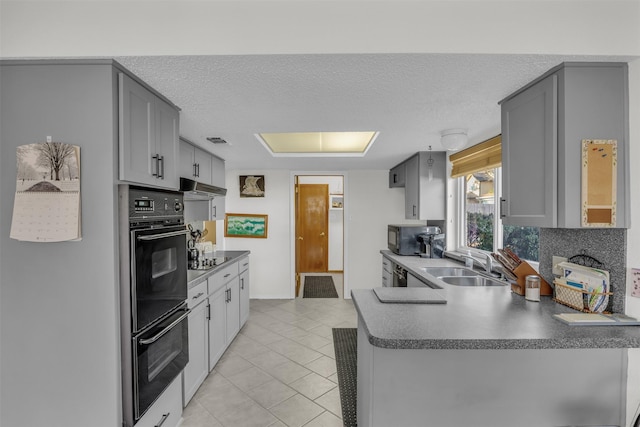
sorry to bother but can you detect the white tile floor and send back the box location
[182,274,356,427]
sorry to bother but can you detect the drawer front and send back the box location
[208,262,239,294]
[382,257,392,273]
[134,375,182,427]
[238,257,250,273]
[187,280,208,310]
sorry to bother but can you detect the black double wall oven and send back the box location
[119,185,190,427]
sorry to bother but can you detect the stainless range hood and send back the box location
[180,177,227,200]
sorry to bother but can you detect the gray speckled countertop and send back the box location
[351,250,640,350]
[187,250,250,288]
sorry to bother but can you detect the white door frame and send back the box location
[289,171,349,299]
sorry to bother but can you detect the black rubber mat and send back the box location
[303,276,338,298]
[332,328,357,426]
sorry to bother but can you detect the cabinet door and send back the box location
[501,74,558,227]
[179,139,196,179]
[389,162,406,188]
[404,155,419,219]
[208,286,227,371]
[211,155,226,188]
[119,73,157,186]
[154,99,179,189]
[183,301,208,406]
[194,147,213,185]
[226,277,240,342]
[239,268,250,327]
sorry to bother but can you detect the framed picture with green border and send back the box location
[224,213,268,238]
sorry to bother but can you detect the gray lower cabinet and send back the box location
[500,62,629,228]
[208,284,228,370]
[381,257,392,287]
[239,258,251,327]
[206,258,244,371]
[404,152,446,220]
[119,72,180,189]
[182,280,209,406]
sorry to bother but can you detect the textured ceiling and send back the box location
[115,53,632,170]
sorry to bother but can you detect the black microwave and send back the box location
[388,224,431,255]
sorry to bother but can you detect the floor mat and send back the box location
[303,276,338,298]
[332,327,357,426]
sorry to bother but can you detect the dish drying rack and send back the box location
[552,251,611,313]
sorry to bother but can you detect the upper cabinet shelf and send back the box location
[500,62,629,228]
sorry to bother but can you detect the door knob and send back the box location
[298,236,304,240]
[320,232,325,236]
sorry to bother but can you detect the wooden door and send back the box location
[296,184,329,274]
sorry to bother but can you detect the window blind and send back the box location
[449,135,501,178]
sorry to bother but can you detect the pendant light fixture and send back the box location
[427,145,434,182]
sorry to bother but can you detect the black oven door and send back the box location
[131,226,188,332]
[133,305,190,421]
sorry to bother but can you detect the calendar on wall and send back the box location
[10,142,81,242]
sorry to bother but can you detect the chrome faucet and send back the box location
[462,251,494,274]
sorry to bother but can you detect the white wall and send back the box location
[221,170,292,298]
[625,58,640,425]
[347,170,416,290]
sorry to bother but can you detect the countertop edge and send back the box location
[187,250,250,287]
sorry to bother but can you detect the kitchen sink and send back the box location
[422,267,477,277]
[438,275,507,287]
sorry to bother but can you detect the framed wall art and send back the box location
[581,139,617,227]
[224,213,268,238]
[239,175,265,197]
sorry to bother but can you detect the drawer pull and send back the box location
[155,412,170,427]
[192,292,204,300]
[224,273,231,278]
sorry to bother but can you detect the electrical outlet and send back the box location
[552,256,568,276]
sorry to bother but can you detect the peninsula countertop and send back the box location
[187,250,250,287]
[350,250,640,350]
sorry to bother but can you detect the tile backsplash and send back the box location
[539,228,627,313]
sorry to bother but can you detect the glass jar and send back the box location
[525,275,541,301]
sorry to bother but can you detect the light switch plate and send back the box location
[552,256,568,276]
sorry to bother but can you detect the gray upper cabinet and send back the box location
[389,162,406,188]
[393,151,446,220]
[501,74,558,227]
[500,62,629,228]
[179,139,213,185]
[119,73,179,189]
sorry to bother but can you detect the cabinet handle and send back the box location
[206,303,211,320]
[192,292,204,300]
[393,174,397,183]
[193,163,197,177]
[152,155,159,177]
[500,198,506,219]
[196,163,200,177]
[212,205,217,218]
[224,273,231,278]
[243,262,248,267]
[155,413,170,427]
[241,278,244,290]
[413,205,416,217]
[158,155,165,179]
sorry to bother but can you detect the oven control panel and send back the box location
[123,185,185,226]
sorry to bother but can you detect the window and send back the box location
[451,136,539,262]
[462,167,539,262]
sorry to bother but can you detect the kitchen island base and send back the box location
[357,323,627,427]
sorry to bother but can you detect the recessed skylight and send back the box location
[256,131,379,157]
